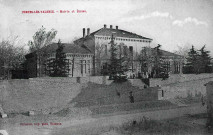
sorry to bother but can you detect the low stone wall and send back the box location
[31,76,113,85]
[147,73,213,99]
[161,77,213,99]
[150,73,213,87]
[29,77,78,83]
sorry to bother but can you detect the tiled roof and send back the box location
[151,48,183,58]
[74,27,152,53]
[25,43,93,58]
[93,28,152,40]
[160,49,183,58]
[43,43,93,54]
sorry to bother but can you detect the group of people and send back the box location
[127,72,149,79]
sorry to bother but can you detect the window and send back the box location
[124,46,128,56]
[81,60,83,74]
[174,61,180,73]
[129,46,133,54]
[105,45,107,55]
[165,61,170,72]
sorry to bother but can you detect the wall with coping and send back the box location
[161,76,213,99]
[31,76,113,85]
[150,73,213,87]
[146,74,213,99]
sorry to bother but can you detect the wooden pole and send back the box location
[72,57,74,77]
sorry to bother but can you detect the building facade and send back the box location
[75,24,183,76]
[159,49,184,74]
[25,24,184,78]
[75,24,153,75]
[25,43,93,78]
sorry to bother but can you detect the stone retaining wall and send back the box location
[161,77,213,99]
[150,73,213,87]
[31,76,113,85]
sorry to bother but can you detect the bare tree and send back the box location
[28,26,57,77]
[138,46,153,73]
[0,36,27,79]
[173,44,190,63]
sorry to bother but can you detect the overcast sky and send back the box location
[0,0,213,55]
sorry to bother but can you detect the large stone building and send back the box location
[157,49,184,74]
[75,24,183,76]
[74,24,153,75]
[25,24,184,78]
[25,43,93,78]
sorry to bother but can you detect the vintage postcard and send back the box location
[0,0,213,135]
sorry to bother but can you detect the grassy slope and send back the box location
[70,82,175,115]
[116,113,211,135]
[78,113,211,135]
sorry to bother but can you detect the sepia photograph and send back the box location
[0,0,213,134]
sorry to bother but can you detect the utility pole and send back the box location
[72,57,74,77]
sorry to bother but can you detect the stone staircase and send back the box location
[128,79,146,89]
[168,99,188,107]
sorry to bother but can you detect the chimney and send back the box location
[110,25,113,29]
[104,24,107,28]
[83,28,85,38]
[87,28,90,36]
[116,26,118,29]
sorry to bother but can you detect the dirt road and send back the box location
[0,103,207,135]
[49,104,206,135]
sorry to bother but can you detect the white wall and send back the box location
[94,35,151,55]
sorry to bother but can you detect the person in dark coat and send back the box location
[129,91,134,103]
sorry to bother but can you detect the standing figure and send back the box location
[129,91,134,103]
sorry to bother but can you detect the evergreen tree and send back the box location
[186,45,201,73]
[139,46,152,73]
[199,45,212,73]
[108,34,119,75]
[118,55,129,74]
[117,43,130,74]
[50,40,69,77]
[152,44,165,77]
